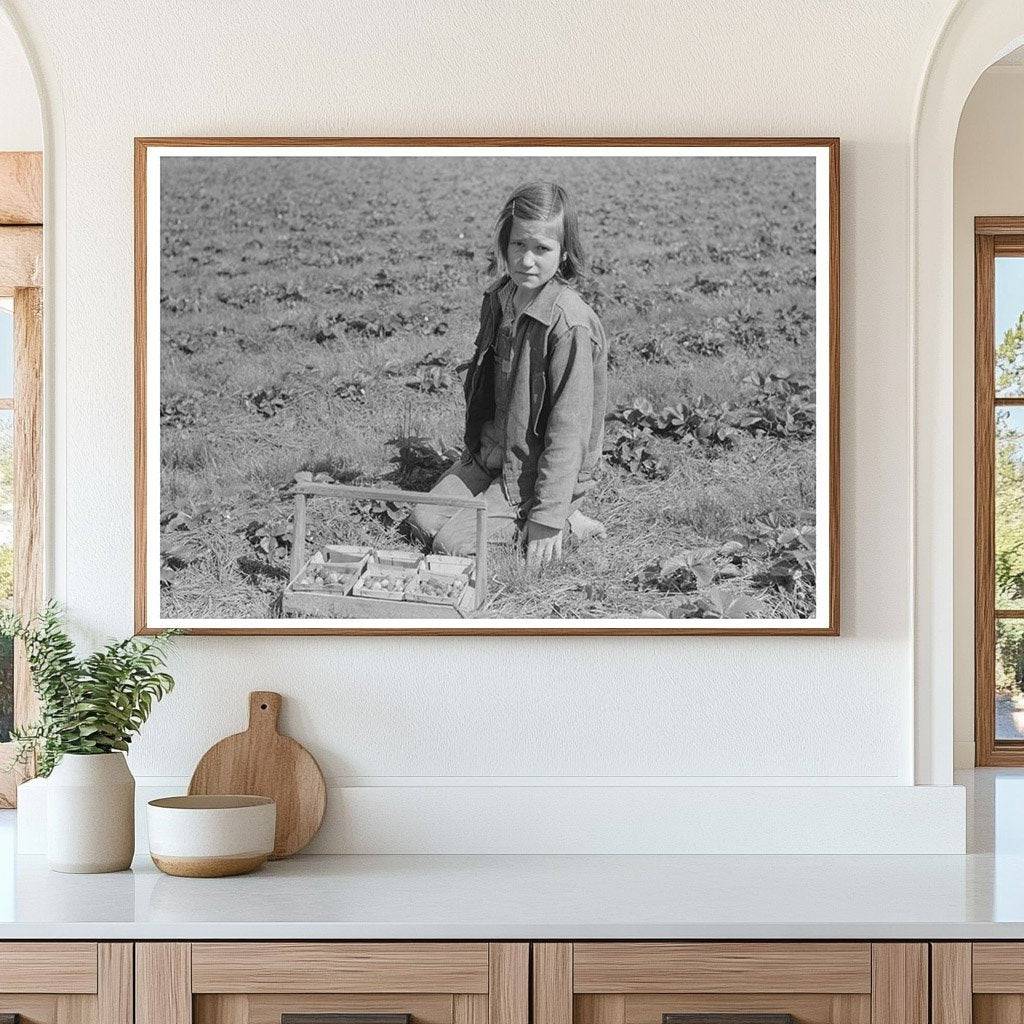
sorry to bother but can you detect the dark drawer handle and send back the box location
[665,1016,796,1024]
[283,1016,411,1024]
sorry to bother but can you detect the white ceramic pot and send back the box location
[46,752,135,873]
[147,795,276,877]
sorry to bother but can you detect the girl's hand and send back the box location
[525,521,563,569]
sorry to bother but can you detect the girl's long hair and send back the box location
[487,181,585,283]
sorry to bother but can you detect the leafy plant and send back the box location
[160,394,202,429]
[667,588,767,619]
[309,311,345,345]
[351,497,410,528]
[344,313,396,338]
[637,549,724,592]
[239,518,299,564]
[632,336,672,363]
[160,507,215,584]
[726,517,817,615]
[603,424,668,479]
[385,435,458,491]
[405,365,451,394]
[607,371,814,455]
[243,386,290,418]
[0,603,177,777]
[774,302,815,345]
[331,377,367,403]
[724,307,769,350]
[739,370,815,439]
[680,324,726,356]
[691,272,733,295]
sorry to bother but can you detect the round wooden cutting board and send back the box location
[188,691,326,859]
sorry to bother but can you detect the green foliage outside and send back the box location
[0,634,11,743]
[0,547,13,604]
[0,414,12,736]
[0,603,178,776]
[995,313,1024,693]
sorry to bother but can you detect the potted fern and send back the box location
[2,603,177,873]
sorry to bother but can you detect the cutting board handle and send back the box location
[248,691,282,734]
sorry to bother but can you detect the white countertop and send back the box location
[0,769,1021,941]
[0,849,1022,940]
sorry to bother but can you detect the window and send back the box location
[0,299,11,744]
[975,220,1024,764]
[0,150,43,805]
[0,286,42,805]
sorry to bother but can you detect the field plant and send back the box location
[159,155,818,620]
[1,603,177,776]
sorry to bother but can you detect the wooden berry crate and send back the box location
[290,551,360,594]
[406,569,473,607]
[352,566,416,601]
[280,481,486,619]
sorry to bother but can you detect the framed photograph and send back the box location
[135,137,839,636]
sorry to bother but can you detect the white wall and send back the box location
[952,65,1024,768]
[0,0,972,851]
[0,8,39,151]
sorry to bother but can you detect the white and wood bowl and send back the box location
[147,795,276,877]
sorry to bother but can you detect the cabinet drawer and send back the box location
[191,943,490,993]
[0,942,98,993]
[534,943,926,1024]
[572,943,872,994]
[139,942,528,1024]
[0,942,130,1024]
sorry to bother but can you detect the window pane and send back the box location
[998,619,1024,740]
[997,407,1024,609]
[0,409,11,742]
[0,300,12,399]
[996,257,1024,397]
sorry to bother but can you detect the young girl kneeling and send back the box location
[410,181,608,568]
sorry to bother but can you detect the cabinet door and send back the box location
[534,943,927,1024]
[137,943,528,1024]
[936,943,1024,1024]
[0,942,132,1024]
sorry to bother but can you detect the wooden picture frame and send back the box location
[135,137,840,636]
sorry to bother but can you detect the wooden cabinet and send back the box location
[136,943,528,1024]
[0,942,132,1024]
[0,938,953,1024]
[532,943,928,1024]
[931,943,1024,1024]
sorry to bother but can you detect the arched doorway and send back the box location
[914,0,1024,785]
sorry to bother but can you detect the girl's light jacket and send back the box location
[462,274,608,531]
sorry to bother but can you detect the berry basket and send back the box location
[406,569,471,608]
[280,480,486,619]
[423,554,475,577]
[351,567,416,602]
[374,549,424,571]
[290,553,360,595]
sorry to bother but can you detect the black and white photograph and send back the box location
[136,140,838,634]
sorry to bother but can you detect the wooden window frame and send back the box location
[0,151,43,806]
[975,217,1024,765]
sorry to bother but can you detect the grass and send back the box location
[158,154,819,620]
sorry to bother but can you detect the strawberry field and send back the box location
[158,153,819,621]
